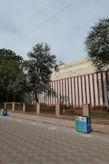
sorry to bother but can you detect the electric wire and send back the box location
[4,0,76,48]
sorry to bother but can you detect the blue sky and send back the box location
[0,0,109,63]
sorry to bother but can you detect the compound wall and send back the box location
[39,71,109,107]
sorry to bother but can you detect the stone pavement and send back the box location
[0,113,109,164]
[8,111,109,135]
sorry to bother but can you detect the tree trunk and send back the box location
[35,93,39,103]
[7,95,8,102]
[13,95,16,102]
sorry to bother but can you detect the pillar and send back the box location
[55,104,61,116]
[37,103,40,115]
[12,102,15,111]
[23,103,26,112]
[83,104,90,117]
[4,102,7,109]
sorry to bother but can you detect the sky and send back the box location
[0,0,109,63]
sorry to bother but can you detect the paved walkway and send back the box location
[0,113,109,164]
[8,111,109,135]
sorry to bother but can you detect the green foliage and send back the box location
[0,48,26,102]
[93,105,108,112]
[26,43,57,102]
[91,110,109,118]
[85,18,109,71]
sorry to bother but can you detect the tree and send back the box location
[0,48,26,102]
[85,18,109,71]
[26,43,57,102]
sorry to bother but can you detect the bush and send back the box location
[93,105,108,112]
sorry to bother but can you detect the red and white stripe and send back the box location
[40,71,109,107]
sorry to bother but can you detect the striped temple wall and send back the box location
[39,71,109,107]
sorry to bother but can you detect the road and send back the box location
[0,115,109,164]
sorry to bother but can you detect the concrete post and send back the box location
[23,103,26,112]
[55,104,61,116]
[4,102,7,109]
[12,102,15,111]
[83,104,90,117]
[37,103,40,115]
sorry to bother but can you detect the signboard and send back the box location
[83,104,90,117]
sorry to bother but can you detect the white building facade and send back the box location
[40,58,109,107]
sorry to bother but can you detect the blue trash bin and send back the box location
[3,109,8,116]
[75,116,91,133]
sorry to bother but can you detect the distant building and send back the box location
[51,57,109,80]
[40,57,109,107]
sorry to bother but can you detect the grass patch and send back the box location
[91,110,109,118]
